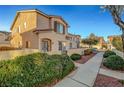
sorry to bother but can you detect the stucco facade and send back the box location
[0,31,10,46]
[107,35,121,50]
[10,9,81,53]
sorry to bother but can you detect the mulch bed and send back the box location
[94,74,124,87]
[76,53,97,64]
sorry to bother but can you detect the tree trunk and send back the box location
[121,30,124,57]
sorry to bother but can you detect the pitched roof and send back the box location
[10,9,69,30]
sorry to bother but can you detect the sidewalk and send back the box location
[54,52,104,87]
[113,49,124,59]
[99,68,124,80]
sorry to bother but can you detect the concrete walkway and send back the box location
[113,49,124,59]
[54,52,104,87]
[99,68,124,80]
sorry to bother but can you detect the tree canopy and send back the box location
[82,33,99,48]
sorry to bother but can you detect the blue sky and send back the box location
[0,5,122,40]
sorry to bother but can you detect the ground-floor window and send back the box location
[70,43,72,49]
[77,42,80,48]
[58,41,63,51]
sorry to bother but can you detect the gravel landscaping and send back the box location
[94,74,124,87]
[76,53,97,64]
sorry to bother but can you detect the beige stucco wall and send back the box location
[38,31,67,52]
[0,42,10,47]
[11,12,37,48]
[0,49,40,61]
[0,33,10,46]
[0,33,6,42]
[67,48,84,56]
[45,48,84,56]
[21,30,39,49]
[37,13,50,29]
[38,31,81,52]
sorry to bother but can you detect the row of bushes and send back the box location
[0,53,75,87]
[103,50,116,58]
[70,49,95,61]
[0,46,17,51]
[84,49,93,55]
[70,54,81,61]
[103,50,124,71]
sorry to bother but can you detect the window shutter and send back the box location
[54,21,57,32]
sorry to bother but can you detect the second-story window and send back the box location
[54,21,65,34]
[57,23,63,33]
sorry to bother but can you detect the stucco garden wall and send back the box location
[67,48,84,56]
[0,49,40,61]
[46,48,84,56]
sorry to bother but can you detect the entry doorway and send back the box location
[41,38,51,52]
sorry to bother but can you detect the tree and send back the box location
[103,5,124,53]
[82,33,98,48]
[112,36,123,51]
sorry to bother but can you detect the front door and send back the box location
[42,41,49,52]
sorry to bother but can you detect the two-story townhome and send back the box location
[0,31,10,47]
[10,9,81,54]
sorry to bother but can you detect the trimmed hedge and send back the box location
[70,54,81,61]
[103,50,116,58]
[103,55,124,70]
[0,53,75,87]
[84,49,93,55]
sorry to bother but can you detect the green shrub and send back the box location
[103,55,124,70]
[119,80,124,85]
[70,54,81,61]
[84,49,93,55]
[0,53,74,87]
[103,50,116,58]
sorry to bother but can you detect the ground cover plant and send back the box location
[0,53,75,87]
[70,53,81,61]
[103,55,124,70]
[103,50,116,58]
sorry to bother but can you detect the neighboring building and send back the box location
[10,9,81,53]
[93,37,107,49]
[0,31,11,46]
[107,35,121,50]
[81,36,106,49]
